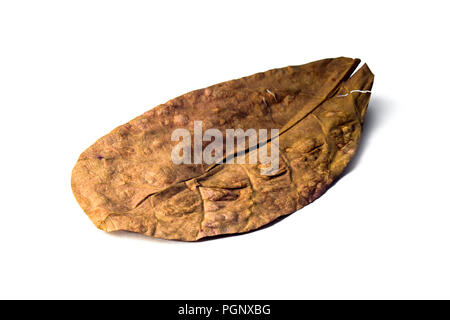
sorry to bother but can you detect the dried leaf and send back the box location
[71,57,374,241]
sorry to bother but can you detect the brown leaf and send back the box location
[71,57,374,241]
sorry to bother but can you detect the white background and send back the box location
[1,1,449,299]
